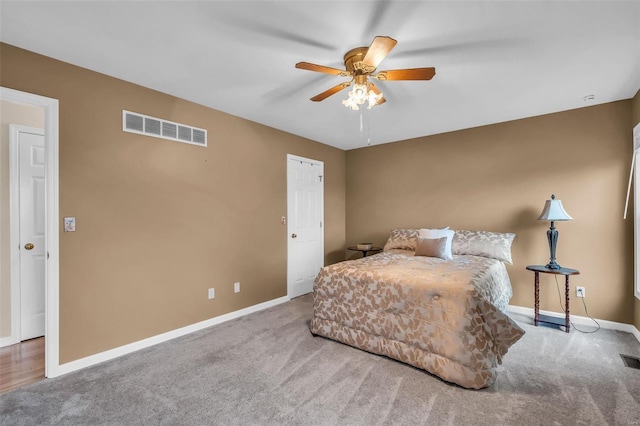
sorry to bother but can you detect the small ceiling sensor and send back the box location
[583,94,595,102]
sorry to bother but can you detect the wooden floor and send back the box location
[0,337,45,394]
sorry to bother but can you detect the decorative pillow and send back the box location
[383,229,419,251]
[452,230,516,264]
[419,228,454,260]
[415,236,448,259]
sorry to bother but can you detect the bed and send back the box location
[309,228,525,389]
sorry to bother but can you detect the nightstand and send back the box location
[526,265,580,333]
[347,246,382,257]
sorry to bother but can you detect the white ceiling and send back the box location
[1,1,639,150]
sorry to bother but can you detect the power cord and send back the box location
[554,275,600,333]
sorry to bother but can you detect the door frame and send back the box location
[1,87,60,378]
[286,154,324,298]
[9,124,45,344]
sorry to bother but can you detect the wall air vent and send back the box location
[122,110,207,147]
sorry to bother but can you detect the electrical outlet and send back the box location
[576,286,585,298]
[234,282,240,293]
[208,288,215,299]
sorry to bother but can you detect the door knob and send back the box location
[24,243,35,250]
[291,233,297,238]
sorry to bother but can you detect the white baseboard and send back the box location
[508,305,640,343]
[0,335,18,348]
[56,295,291,377]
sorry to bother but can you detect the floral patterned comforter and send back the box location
[309,250,525,389]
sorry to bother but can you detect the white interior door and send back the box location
[287,155,324,298]
[15,126,46,340]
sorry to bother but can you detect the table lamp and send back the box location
[537,194,573,269]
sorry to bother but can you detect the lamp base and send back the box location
[545,261,561,270]
[545,222,561,270]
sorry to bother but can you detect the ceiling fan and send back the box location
[295,36,436,110]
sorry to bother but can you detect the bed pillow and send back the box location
[418,228,454,260]
[415,236,449,259]
[452,230,516,264]
[383,229,419,251]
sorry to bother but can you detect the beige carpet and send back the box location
[1,294,639,425]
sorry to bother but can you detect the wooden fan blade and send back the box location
[295,62,349,76]
[362,36,397,69]
[310,82,351,102]
[368,83,386,106]
[374,67,436,81]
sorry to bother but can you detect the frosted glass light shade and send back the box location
[342,82,383,111]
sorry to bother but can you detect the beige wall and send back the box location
[1,41,637,365]
[0,44,346,362]
[633,89,640,331]
[346,101,635,324]
[0,100,45,338]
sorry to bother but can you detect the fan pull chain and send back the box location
[357,109,372,146]
[367,111,371,146]
[366,107,371,145]
[358,109,372,145]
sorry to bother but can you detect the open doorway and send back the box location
[0,87,60,383]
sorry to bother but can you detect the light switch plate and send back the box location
[64,217,76,232]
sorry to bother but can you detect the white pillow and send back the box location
[419,228,454,260]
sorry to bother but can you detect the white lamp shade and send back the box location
[537,197,573,221]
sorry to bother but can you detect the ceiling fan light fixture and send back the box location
[342,82,383,111]
[342,96,360,110]
[367,89,383,109]
[352,83,368,102]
